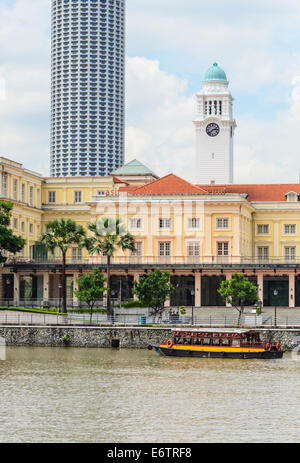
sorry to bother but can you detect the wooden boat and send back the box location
[148,328,284,359]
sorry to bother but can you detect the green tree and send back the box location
[218,273,258,326]
[87,217,136,319]
[40,219,87,313]
[133,269,174,322]
[0,200,26,263]
[74,269,107,324]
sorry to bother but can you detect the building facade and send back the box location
[50,0,125,177]
[2,156,300,308]
[194,63,236,184]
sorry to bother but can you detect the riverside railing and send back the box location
[1,311,300,327]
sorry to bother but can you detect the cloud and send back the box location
[125,57,196,180]
[1,0,300,186]
[126,56,300,184]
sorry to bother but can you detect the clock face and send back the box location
[206,123,220,137]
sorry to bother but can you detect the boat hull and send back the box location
[152,346,284,359]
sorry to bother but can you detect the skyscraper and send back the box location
[50,0,125,177]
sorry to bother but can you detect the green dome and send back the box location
[204,62,227,82]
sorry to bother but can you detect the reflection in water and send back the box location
[0,347,299,443]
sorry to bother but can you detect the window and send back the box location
[257,224,269,234]
[29,223,34,234]
[258,247,269,261]
[13,218,18,230]
[217,242,229,256]
[188,218,200,229]
[29,186,34,206]
[48,191,57,203]
[21,184,25,202]
[216,218,229,229]
[13,179,18,200]
[21,221,25,233]
[286,191,298,202]
[187,242,200,256]
[284,224,296,234]
[132,242,142,256]
[74,191,82,203]
[232,339,240,347]
[285,247,296,261]
[130,218,142,230]
[159,218,171,229]
[159,242,171,256]
[2,173,8,196]
[71,247,82,262]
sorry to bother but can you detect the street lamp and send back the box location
[273,289,278,327]
[58,282,62,311]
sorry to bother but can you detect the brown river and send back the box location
[0,346,299,443]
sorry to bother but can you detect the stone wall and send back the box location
[0,325,300,350]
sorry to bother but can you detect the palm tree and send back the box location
[87,217,136,319]
[40,219,87,314]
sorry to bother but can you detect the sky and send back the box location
[1,0,300,183]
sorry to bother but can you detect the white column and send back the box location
[289,273,295,308]
[204,213,212,263]
[257,272,264,305]
[233,213,241,263]
[195,273,201,307]
[273,220,279,263]
[13,273,20,306]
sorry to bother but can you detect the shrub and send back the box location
[122,300,148,308]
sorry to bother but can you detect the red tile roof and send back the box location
[131,174,208,195]
[197,184,300,202]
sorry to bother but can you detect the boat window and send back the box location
[203,337,211,345]
[194,336,201,345]
[184,336,191,345]
[174,336,181,344]
[222,337,230,346]
[213,337,220,345]
[232,339,240,347]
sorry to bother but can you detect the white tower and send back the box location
[194,63,236,184]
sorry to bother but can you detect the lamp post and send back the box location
[111,289,116,324]
[191,289,195,325]
[58,282,62,312]
[273,289,278,327]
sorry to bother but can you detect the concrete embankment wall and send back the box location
[1,325,300,350]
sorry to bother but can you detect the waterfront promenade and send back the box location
[1,306,300,327]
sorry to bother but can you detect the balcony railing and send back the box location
[5,255,300,266]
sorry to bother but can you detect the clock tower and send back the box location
[194,63,236,184]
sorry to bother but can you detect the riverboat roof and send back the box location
[171,328,254,334]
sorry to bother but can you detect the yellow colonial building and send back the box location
[2,155,300,308]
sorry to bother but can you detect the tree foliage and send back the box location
[0,201,26,263]
[133,269,174,321]
[218,273,258,325]
[87,217,136,317]
[74,269,107,324]
[40,219,87,313]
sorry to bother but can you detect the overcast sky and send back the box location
[1,0,300,183]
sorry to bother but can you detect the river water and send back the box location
[0,346,299,443]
